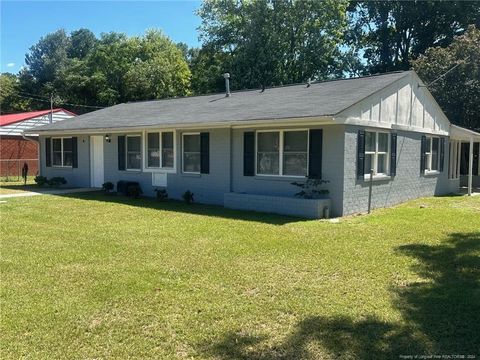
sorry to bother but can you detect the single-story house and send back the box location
[26,70,480,218]
[0,108,75,177]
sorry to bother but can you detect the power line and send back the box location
[14,91,105,109]
[418,56,470,88]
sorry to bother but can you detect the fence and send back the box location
[0,159,39,181]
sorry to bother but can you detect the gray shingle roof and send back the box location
[33,71,411,132]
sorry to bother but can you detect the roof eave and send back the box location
[24,115,336,136]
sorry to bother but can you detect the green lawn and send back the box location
[0,178,37,195]
[1,193,479,359]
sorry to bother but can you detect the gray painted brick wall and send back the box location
[342,125,458,215]
[231,125,345,216]
[38,124,461,218]
[103,133,153,195]
[224,193,331,218]
[39,135,91,187]
[166,128,231,205]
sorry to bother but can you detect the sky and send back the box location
[0,0,202,73]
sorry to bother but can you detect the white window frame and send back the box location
[425,136,440,173]
[51,136,73,168]
[144,130,175,171]
[182,132,201,174]
[255,129,309,178]
[364,130,390,178]
[125,134,142,171]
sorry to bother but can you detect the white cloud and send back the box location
[6,63,15,67]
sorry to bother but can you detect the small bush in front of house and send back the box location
[34,176,48,187]
[102,182,114,193]
[154,188,168,201]
[291,178,329,199]
[48,177,67,187]
[182,190,194,204]
[126,184,143,198]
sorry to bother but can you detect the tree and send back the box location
[0,73,31,114]
[349,1,480,74]
[68,28,97,59]
[123,30,191,100]
[18,28,191,110]
[412,26,480,131]
[23,29,70,86]
[198,0,349,91]
[188,46,231,94]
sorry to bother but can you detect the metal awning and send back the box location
[450,125,480,196]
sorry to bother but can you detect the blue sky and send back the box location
[0,1,202,73]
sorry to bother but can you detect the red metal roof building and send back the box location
[0,109,75,178]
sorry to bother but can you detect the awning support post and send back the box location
[468,136,473,196]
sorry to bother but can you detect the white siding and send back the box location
[336,72,450,135]
[0,111,74,136]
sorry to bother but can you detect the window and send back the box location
[257,132,280,175]
[183,133,200,173]
[146,131,174,168]
[256,130,308,177]
[126,135,141,170]
[52,137,72,167]
[147,133,160,167]
[364,131,389,176]
[425,136,440,172]
[162,132,174,168]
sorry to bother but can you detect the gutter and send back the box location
[24,116,336,136]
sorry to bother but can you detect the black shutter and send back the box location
[357,130,365,179]
[439,138,445,172]
[118,135,126,171]
[45,137,51,167]
[243,132,255,176]
[308,129,323,179]
[420,135,427,173]
[72,137,78,168]
[390,133,397,176]
[200,132,210,174]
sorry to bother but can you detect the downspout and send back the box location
[22,132,40,176]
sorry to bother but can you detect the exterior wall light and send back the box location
[105,134,111,143]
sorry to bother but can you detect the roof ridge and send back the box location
[123,70,412,105]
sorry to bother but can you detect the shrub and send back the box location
[182,190,194,204]
[34,176,48,187]
[154,188,168,201]
[102,182,114,193]
[48,177,67,187]
[291,178,329,199]
[126,184,143,198]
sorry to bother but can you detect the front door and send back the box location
[90,135,104,187]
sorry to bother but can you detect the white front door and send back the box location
[90,135,104,187]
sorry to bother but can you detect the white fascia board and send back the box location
[450,125,480,141]
[337,116,449,136]
[25,116,336,136]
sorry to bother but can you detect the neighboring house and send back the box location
[0,109,75,177]
[27,71,480,218]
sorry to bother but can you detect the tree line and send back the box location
[1,0,479,130]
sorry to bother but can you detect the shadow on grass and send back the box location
[203,232,480,359]
[58,192,303,226]
[0,183,38,191]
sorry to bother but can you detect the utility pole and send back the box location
[50,93,53,123]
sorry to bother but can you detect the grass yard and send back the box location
[0,193,479,359]
[0,178,37,195]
